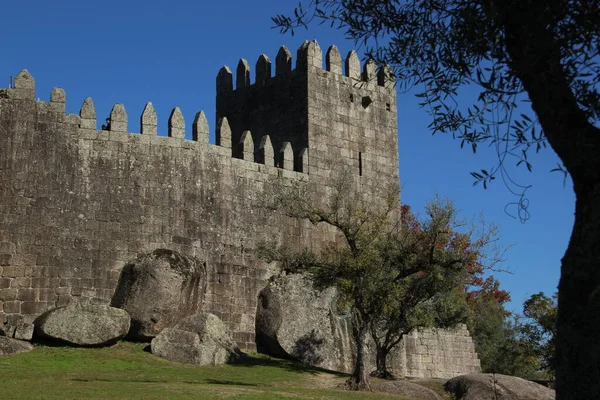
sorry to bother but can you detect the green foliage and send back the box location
[467,297,538,378]
[261,172,505,382]
[468,292,557,380]
[519,292,557,377]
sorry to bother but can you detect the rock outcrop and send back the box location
[0,336,34,355]
[444,374,555,400]
[373,380,444,400]
[255,273,357,372]
[151,313,244,365]
[111,249,207,341]
[34,304,130,346]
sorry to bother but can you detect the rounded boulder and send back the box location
[151,312,244,365]
[255,273,357,373]
[111,249,207,341]
[444,374,555,400]
[0,336,34,355]
[34,304,130,346]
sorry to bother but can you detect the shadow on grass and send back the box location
[30,336,123,349]
[71,378,169,384]
[71,377,259,387]
[205,379,259,386]
[233,353,348,378]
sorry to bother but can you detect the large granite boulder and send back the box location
[445,374,555,400]
[0,336,34,355]
[255,273,357,372]
[1,319,34,341]
[34,304,130,346]
[111,249,207,341]
[151,313,244,365]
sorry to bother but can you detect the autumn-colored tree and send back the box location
[260,173,504,388]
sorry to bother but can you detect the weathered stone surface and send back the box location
[345,50,361,80]
[297,40,322,71]
[79,97,96,129]
[111,249,207,341]
[109,103,127,132]
[0,336,33,355]
[216,65,233,93]
[1,41,399,355]
[216,116,232,148]
[34,304,130,346]
[445,374,555,400]
[13,70,35,99]
[279,142,294,171]
[326,45,342,75]
[258,135,274,166]
[1,317,35,341]
[275,45,292,75]
[192,110,209,143]
[141,102,157,135]
[255,273,356,373]
[255,273,479,379]
[373,380,444,400]
[403,324,481,379]
[255,54,271,86]
[237,59,250,89]
[151,313,244,365]
[363,59,377,82]
[239,131,254,161]
[168,107,185,138]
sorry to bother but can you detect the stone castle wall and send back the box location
[0,40,480,379]
[400,324,482,378]
[0,41,398,350]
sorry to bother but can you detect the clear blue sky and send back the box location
[0,0,574,314]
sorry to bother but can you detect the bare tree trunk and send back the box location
[347,322,371,391]
[492,2,600,398]
[555,183,600,399]
[371,345,395,379]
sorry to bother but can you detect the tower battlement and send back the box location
[217,40,398,181]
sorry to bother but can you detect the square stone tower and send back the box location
[216,40,399,187]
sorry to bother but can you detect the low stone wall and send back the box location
[401,324,481,379]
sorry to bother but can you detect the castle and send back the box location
[0,40,479,378]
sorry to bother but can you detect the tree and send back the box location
[520,292,558,378]
[260,173,503,388]
[368,201,474,379]
[466,296,538,378]
[273,2,599,398]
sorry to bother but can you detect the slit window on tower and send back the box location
[359,152,363,176]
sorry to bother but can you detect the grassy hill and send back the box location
[0,341,418,399]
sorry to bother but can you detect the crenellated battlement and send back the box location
[216,40,395,93]
[0,71,310,177]
[216,40,399,181]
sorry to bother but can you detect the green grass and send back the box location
[0,342,413,399]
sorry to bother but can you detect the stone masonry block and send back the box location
[192,110,209,143]
[141,102,157,135]
[168,107,185,139]
[109,104,128,132]
[4,301,21,313]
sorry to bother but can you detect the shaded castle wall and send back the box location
[0,41,400,350]
[217,41,399,188]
